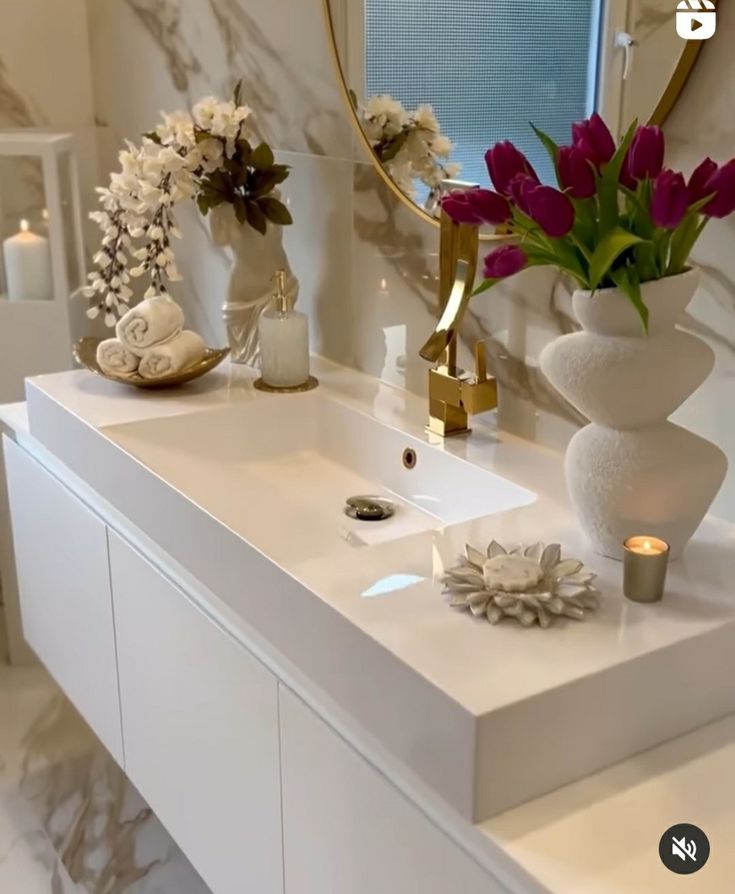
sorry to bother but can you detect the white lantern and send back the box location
[0,131,85,401]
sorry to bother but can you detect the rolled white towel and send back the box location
[116,295,185,353]
[137,330,206,379]
[96,338,139,376]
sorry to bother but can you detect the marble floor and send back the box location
[0,613,211,894]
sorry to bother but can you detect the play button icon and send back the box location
[676,0,717,40]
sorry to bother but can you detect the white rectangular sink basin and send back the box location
[103,392,534,566]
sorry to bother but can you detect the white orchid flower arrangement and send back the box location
[354,93,460,209]
[84,84,292,326]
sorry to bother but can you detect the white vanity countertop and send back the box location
[484,710,735,892]
[10,357,735,889]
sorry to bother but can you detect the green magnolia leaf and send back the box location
[245,200,267,234]
[611,266,648,333]
[143,130,162,145]
[196,193,211,216]
[204,169,228,193]
[588,227,645,290]
[259,197,293,226]
[233,79,243,107]
[251,167,290,197]
[597,119,637,237]
[233,195,248,226]
[379,130,409,162]
[530,123,560,183]
[237,138,253,162]
[251,142,275,170]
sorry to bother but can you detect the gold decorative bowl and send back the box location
[73,337,230,389]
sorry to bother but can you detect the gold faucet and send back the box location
[419,207,498,437]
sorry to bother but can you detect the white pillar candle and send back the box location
[3,219,53,302]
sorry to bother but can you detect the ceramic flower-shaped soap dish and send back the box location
[441,540,600,629]
[74,337,230,390]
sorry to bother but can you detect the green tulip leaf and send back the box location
[530,123,560,183]
[523,245,588,287]
[588,227,645,290]
[668,210,703,275]
[611,266,648,333]
[472,277,501,297]
[597,119,637,237]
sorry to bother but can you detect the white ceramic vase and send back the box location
[210,202,299,366]
[540,268,727,559]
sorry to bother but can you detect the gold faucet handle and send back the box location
[459,340,497,416]
[474,340,488,383]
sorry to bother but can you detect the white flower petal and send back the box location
[465,545,486,568]
[557,583,589,600]
[540,543,561,570]
[553,559,583,579]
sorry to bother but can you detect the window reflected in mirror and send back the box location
[327,0,710,217]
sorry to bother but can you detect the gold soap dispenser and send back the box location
[255,270,318,393]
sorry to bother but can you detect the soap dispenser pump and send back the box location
[255,270,316,392]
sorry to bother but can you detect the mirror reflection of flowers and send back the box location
[355,93,460,211]
[442,114,735,330]
[84,84,292,326]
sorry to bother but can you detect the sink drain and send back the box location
[345,495,395,522]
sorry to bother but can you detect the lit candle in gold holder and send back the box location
[623,535,670,603]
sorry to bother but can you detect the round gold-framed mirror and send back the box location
[322,0,718,229]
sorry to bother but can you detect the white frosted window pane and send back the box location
[365,0,599,188]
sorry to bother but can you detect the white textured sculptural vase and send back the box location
[210,202,299,366]
[540,269,727,559]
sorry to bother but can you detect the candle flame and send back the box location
[19,219,29,233]
[42,209,49,221]
[380,278,388,290]
[643,539,652,552]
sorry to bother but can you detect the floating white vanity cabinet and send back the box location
[279,686,506,894]
[107,531,283,894]
[3,438,124,763]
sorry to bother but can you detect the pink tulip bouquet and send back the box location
[442,114,735,330]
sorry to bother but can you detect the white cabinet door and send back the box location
[4,438,123,762]
[280,686,508,894]
[108,531,283,894]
